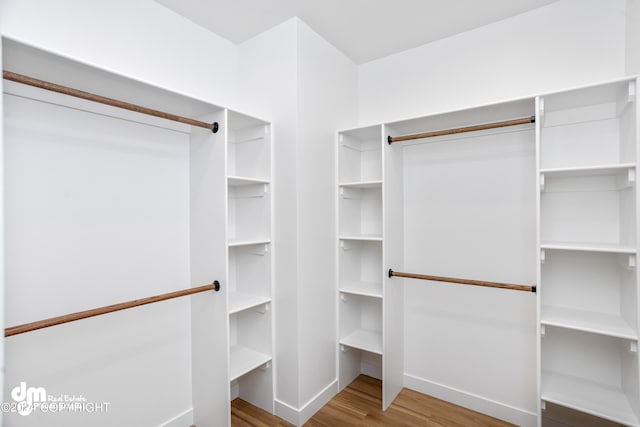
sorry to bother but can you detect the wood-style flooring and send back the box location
[231,375,516,427]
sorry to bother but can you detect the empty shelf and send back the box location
[338,180,383,189]
[339,329,382,354]
[229,238,271,247]
[339,235,383,242]
[229,345,272,382]
[541,241,636,254]
[541,306,637,340]
[228,176,270,187]
[540,163,635,178]
[339,281,383,298]
[229,293,271,315]
[542,371,640,427]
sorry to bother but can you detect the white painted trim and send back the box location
[275,380,338,426]
[404,373,537,427]
[159,408,193,427]
[274,398,300,426]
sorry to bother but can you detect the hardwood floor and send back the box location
[231,375,516,427]
[231,398,295,427]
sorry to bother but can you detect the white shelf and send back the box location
[229,238,271,247]
[541,306,637,340]
[541,241,636,254]
[540,163,636,178]
[339,235,383,242]
[542,371,640,427]
[339,180,383,189]
[229,292,271,315]
[339,281,383,298]
[339,329,382,354]
[229,345,272,382]
[228,176,270,187]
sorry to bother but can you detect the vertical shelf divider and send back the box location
[381,124,405,410]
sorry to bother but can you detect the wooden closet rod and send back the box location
[388,269,536,293]
[3,70,219,133]
[387,116,535,144]
[5,281,221,337]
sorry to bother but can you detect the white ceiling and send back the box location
[155,0,559,64]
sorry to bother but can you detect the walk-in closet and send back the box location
[1,1,639,426]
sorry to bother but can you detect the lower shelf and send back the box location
[542,371,640,426]
[339,329,382,354]
[229,345,272,382]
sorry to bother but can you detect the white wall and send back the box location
[402,127,538,426]
[296,21,357,413]
[628,0,640,75]
[237,18,357,425]
[358,0,627,125]
[0,30,4,426]
[237,18,301,410]
[0,0,238,108]
[3,82,193,426]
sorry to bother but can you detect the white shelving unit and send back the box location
[337,125,385,397]
[336,123,405,410]
[227,111,274,414]
[538,78,640,427]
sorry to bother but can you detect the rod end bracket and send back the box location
[388,268,394,278]
[212,122,219,133]
[532,285,537,294]
[213,280,221,292]
[387,135,393,144]
[530,115,536,124]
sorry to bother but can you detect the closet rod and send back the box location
[2,70,219,133]
[388,269,536,293]
[387,116,535,144]
[4,281,221,337]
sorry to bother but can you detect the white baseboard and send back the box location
[274,398,300,425]
[404,373,538,427]
[275,380,338,426]
[159,408,193,427]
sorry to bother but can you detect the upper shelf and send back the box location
[385,98,535,139]
[540,79,635,116]
[3,39,223,123]
[540,163,636,179]
[541,241,636,254]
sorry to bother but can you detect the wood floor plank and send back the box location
[231,398,295,427]
[231,375,517,427]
